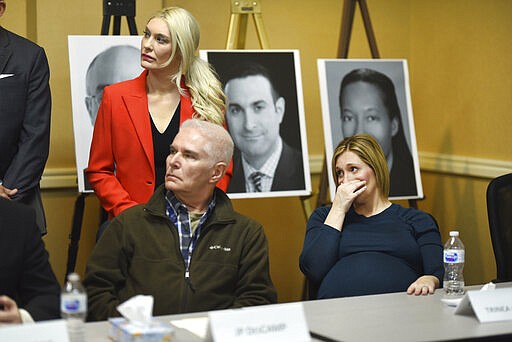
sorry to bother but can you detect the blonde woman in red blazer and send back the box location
[87,7,229,218]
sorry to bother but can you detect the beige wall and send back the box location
[2,0,511,302]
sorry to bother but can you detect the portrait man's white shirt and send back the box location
[242,138,283,192]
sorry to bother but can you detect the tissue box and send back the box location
[109,317,174,342]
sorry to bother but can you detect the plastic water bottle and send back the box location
[443,231,465,295]
[61,273,87,342]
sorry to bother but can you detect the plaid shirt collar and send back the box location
[164,190,216,268]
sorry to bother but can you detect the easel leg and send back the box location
[317,157,332,208]
[127,17,138,35]
[101,15,111,35]
[359,0,380,58]
[408,199,418,209]
[253,13,270,49]
[113,16,121,35]
[338,0,357,58]
[337,0,379,58]
[65,193,86,281]
[226,13,241,49]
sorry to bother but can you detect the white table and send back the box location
[303,283,512,341]
[85,283,512,341]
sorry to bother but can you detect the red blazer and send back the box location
[86,71,231,217]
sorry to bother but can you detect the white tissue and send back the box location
[480,281,496,291]
[117,295,154,326]
[441,281,496,308]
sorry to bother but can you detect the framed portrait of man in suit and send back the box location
[317,59,423,200]
[68,35,143,193]
[200,50,311,199]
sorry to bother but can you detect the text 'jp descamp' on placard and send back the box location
[207,302,310,341]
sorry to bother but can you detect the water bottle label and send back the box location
[61,294,87,313]
[444,249,465,263]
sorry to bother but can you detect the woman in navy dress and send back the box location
[300,134,443,298]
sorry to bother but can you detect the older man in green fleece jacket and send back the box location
[84,119,277,321]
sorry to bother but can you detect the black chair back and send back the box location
[486,173,512,282]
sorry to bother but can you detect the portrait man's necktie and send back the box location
[249,171,263,192]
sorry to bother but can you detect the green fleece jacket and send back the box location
[84,186,277,321]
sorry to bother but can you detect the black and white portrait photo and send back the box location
[201,50,311,199]
[317,59,423,200]
[68,35,143,192]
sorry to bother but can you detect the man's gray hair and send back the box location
[181,119,234,165]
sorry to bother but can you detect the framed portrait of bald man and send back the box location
[200,50,311,199]
[68,35,143,193]
[318,59,423,201]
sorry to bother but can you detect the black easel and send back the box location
[65,0,138,281]
[101,0,138,35]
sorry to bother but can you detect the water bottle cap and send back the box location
[67,272,80,282]
[449,231,459,237]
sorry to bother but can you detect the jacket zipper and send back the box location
[147,208,193,313]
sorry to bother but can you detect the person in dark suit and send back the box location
[224,61,305,193]
[0,197,60,323]
[0,0,51,234]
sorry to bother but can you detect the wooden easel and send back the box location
[303,0,422,300]
[315,0,380,211]
[338,0,379,59]
[302,0,381,300]
[224,0,316,220]
[65,1,139,280]
[226,0,270,49]
[314,0,423,212]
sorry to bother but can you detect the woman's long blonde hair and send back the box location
[149,7,225,125]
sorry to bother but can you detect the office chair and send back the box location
[486,173,512,282]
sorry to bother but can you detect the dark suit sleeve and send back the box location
[4,47,51,199]
[11,201,60,321]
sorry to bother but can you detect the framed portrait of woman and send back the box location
[317,59,423,200]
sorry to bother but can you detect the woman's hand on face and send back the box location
[332,180,367,213]
[324,179,366,231]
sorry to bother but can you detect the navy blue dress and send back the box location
[299,204,443,298]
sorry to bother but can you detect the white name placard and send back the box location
[207,302,310,341]
[0,319,69,341]
[455,288,512,323]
